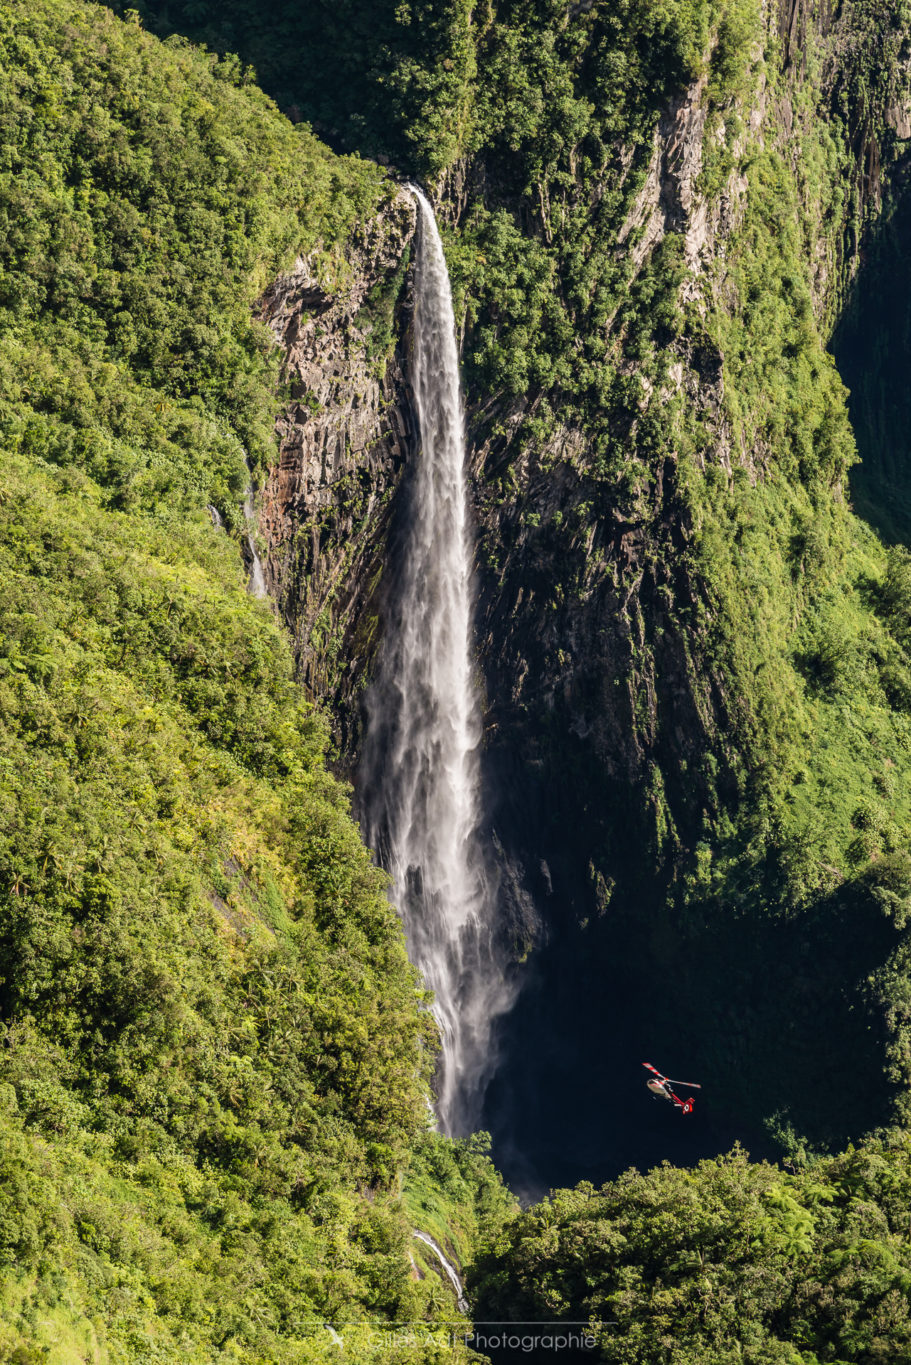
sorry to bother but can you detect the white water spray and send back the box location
[361,187,513,1136]
[243,475,268,598]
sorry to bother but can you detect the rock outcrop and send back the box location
[256,189,417,751]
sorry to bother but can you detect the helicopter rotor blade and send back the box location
[643,1063,701,1089]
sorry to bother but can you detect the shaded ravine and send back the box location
[360,188,514,1136]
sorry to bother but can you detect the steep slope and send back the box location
[0,4,513,1359]
[9,0,911,1358]
[124,0,911,1178]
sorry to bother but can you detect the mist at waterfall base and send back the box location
[359,188,514,1139]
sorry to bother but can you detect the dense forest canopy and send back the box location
[472,1141,911,1363]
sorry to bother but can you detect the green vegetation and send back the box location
[6,0,911,1357]
[404,1133,517,1280]
[0,2,505,1358]
[472,1140,911,1363]
[125,0,760,427]
[608,35,911,1143]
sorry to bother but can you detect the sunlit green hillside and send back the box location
[0,2,509,1358]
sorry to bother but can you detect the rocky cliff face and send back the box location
[466,71,744,875]
[256,189,416,754]
[257,73,748,840]
[249,97,763,1188]
[254,4,911,853]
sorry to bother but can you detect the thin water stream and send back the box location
[243,478,267,598]
[412,1231,469,1313]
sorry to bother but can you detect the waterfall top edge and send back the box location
[404,181,432,209]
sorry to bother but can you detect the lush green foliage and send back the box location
[120,0,911,1150]
[0,0,389,489]
[472,1140,911,1363]
[444,0,911,1150]
[627,62,911,1143]
[0,3,505,1359]
[404,1132,518,1282]
[122,0,758,421]
[416,0,911,1147]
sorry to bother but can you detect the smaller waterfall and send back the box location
[413,1231,469,1313]
[242,480,268,598]
[361,188,514,1136]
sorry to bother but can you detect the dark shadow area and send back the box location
[100,0,433,172]
[480,734,898,1202]
[479,748,744,1201]
[833,169,911,545]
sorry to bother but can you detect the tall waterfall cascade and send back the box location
[361,187,514,1136]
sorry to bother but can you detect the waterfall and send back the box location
[361,187,513,1136]
[242,478,268,598]
[412,1231,469,1313]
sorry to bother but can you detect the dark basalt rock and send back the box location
[256,189,417,757]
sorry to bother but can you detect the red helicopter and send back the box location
[643,1062,701,1114]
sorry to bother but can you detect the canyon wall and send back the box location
[251,1,911,1184]
[257,190,416,755]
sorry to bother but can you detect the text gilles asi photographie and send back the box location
[383,1324,600,1353]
